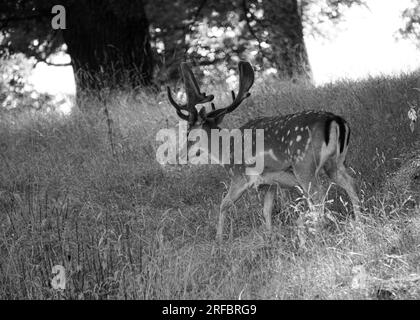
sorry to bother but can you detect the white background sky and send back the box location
[307,0,419,83]
[29,0,420,95]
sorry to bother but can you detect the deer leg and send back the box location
[338,167,361,220]
[293,162,325,216]
[259,184,277,234]
[325,161,361,221]
[218,176,249,242]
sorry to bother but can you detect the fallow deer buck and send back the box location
[167,61,361,242]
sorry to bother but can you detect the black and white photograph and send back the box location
[1,0,420,302]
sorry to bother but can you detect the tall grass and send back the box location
[0,72,419,299]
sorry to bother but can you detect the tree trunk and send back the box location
[263,0,312,81]
[62,0,154,93]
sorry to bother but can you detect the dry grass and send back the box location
[0,72,420,299]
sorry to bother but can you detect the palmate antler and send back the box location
[167,63,214,124]
[206,61,255,121]
[167,61,255,124]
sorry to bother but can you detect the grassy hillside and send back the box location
[0,72,420,299]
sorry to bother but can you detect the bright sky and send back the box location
[307,0,419,83]
[30,0,420,96]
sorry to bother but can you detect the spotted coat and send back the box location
[226,110,350,175]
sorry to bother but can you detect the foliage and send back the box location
[1,0,365,85]
[0,0,61,63]
[400,0,420,48]
[301,0,365,37]
[148,0,365,81]
[0,53,54,111]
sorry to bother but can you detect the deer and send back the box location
[167,61,361,242]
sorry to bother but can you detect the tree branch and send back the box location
[242,0,272,64]
[189,0,208,30]
[34,56,72,67]
[183,0,208,55]
[0,12,49,29]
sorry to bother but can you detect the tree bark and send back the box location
[62,0,154,93]
[263,0,312,81]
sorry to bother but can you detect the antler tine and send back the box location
[180,63,214,119]
[207,61,254,119]
[167,63,214,123]
[166,86,189,121]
